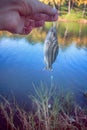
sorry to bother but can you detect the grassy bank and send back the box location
[59,8,87,23]
[0,82,87,130]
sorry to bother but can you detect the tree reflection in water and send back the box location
[0,22,87,48]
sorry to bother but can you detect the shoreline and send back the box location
[58,17,87,24]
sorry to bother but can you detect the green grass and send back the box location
[44,22,53,30]
[61,11,83,21]
[60,7,87,21]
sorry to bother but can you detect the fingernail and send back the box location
[52,7,57,14]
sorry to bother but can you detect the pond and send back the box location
[0,22,87,108]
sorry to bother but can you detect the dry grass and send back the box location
[0,83,87,130]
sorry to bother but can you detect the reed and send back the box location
[29,81,54,130]
[29,80,87,130]
[0,81,87,130]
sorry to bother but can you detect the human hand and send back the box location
[0,0,58,35]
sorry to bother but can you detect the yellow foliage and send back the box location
[76,0,87,5]
[39,0,87,6]
[39,0,64,5]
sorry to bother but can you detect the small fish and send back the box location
[44,26,59,70]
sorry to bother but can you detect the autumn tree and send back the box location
[76,0,87,17]
[65,0,76,14]
[40,0,87,16]
[39,0,65,15]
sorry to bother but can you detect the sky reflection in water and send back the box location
[0,37,87,106]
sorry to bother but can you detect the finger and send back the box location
[25,18,45,27]
[23,26,33,35]
[29,13,47,21]
[23,21,44,35]
[34,20,45,28]
[24,21,44,34]
[27,13,58,22]
[25,19,35,27]
[36,1,58,16]
[46,13,58,22]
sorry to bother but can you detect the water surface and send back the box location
[0,22,87,107]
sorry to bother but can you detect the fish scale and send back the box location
[44,24,59,70]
